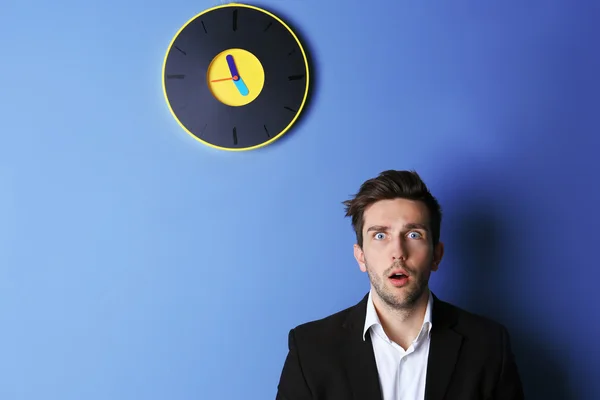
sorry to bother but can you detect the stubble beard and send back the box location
[365,260,429,312]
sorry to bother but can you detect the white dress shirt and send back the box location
[363,290,433,400]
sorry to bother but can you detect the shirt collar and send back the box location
[362,289,434,341]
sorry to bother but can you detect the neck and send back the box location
[371,288,430,349]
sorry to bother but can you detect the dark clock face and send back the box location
[162,4,310,151]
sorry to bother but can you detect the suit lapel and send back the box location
[425,294,463,400]
[341,292,464,400]
[342,294,383,400]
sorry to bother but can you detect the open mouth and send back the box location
[389,273,409,286]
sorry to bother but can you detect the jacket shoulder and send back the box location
[436,298,512,342]
[288,298,364,347]
[293,303,355,335]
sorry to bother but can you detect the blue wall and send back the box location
[1,1,598,399]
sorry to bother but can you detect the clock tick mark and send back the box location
[233,10,238,31]
[288,48,296,56]
[167,74,185,79]
[174,46,186,55]
[233,127,238,145]
[264,125,270,138]
[288,74,304,81]
[263,22,273,32]
[284,106,296,112]
[201,21,207,33]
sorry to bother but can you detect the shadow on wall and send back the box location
[448,203,573,400]
[251,2,320,150]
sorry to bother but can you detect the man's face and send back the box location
[353,198,444,310]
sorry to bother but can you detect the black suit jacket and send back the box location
[276,293,524,400]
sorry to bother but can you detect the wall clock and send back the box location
[162,3,310,151]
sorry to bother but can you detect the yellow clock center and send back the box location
[206,48,265,107]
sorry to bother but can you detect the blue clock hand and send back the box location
[226,54,240,77]
[233,79,249,96]
[226,54,249,96]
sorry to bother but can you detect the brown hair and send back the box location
[342,170,442,248]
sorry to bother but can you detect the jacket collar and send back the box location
[362,289,434,341]
[341,291,463,400]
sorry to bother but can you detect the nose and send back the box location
[392,238,407,261]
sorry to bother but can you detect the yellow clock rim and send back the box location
[161,3,311,152]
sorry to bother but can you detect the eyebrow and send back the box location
[366,223,429,233]
[404,223,430,231]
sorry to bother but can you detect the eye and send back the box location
[408,231,422,239]
[374,232,386,240]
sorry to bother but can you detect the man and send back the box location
[275,170,524,400]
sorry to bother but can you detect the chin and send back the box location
[387,287,424,305]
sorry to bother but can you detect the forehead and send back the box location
[362,198,430,229]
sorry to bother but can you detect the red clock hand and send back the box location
[211,75,239,82]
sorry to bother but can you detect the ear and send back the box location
[431,241,444,272]
[353,244,367,272]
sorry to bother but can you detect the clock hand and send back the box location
[210,73,249,95]
[226,54,240,78]
[233,77,249,96]
[225,54,249,96]
[211,76,239,82]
